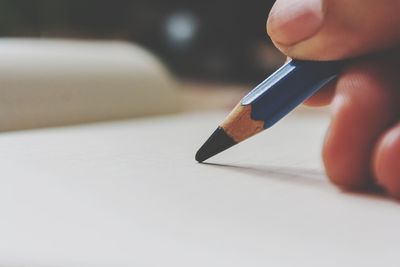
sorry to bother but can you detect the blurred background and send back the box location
[0,0,282,83]
[0,0,291,131]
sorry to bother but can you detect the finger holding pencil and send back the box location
[267,0,400,195]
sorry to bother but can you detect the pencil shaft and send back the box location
[242,59,345,128]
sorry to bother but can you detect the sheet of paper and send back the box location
[0,110,399,267]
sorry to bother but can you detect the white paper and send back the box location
[0,111,399,267]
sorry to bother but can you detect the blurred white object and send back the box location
[0,39,179,131]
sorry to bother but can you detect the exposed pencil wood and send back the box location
[221,104,264,143]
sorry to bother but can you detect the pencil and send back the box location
[195,59,346,163]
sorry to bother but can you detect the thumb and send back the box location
[267,0,400,60]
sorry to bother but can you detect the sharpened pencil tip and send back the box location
[195,127,237,163]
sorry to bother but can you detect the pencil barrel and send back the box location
[241,60,345,128]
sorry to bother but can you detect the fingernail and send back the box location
[268,0,324,46]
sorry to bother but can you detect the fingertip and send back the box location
[373,123,400,198]
[267,0,324,47]
[268,0,400,60]
[322,62,398,190]
[322,94,373,190]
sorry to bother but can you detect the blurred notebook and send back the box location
[0,39,179,131]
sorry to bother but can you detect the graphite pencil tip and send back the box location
[195,127,237,163]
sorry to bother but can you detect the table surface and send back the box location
[0,111,399,267]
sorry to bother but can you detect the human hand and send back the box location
[267,0,400,197]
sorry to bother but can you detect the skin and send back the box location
[266,0,400,197]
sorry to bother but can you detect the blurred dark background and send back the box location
[0,0,281,83]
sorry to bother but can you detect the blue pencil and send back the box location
[195,59,346,163]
